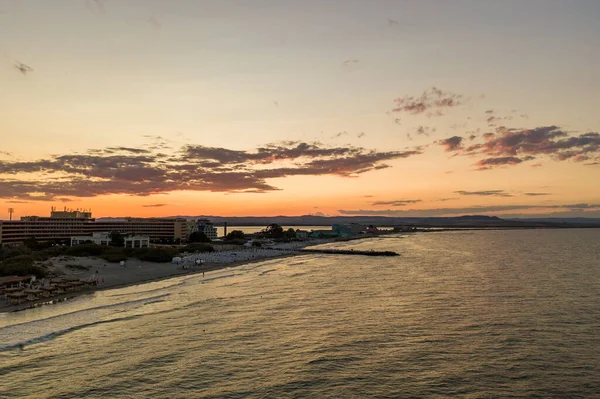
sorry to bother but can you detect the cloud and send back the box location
[438,126,600,169]
[416,126,435,136]
[0,141,422,201]
[14,62,33,75]
[342,59,359,68]
[372,199,422,207]
[475,156,534,170]
[524,192,551,196]
[438,136,464,152]
[142,204,168,208]
[392,87,463,117]
[455,190,513,197]
[338,203,600,217]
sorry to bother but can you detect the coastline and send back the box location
[0,251,305,314]
[0,234,391,314]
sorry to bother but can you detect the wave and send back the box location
[0,302,188,353]
[0,293,171,332]
[0,313,144,352]
[107,280,187,298]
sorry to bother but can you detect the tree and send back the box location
[225,230,246,241]
[109,231,125,247]
[262,224,284,239]
[285,228,296,239]
[188,231,210,243]
[23,237,39,250]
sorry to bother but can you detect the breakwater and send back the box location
[299,248,399,256]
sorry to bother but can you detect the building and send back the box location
[124,235,150,248]
[189,219,218,240]
[295,229,310,239]
[71,232,112,246]
[332,223,366,237]
[309,230,339,239]
[0,209,187,244]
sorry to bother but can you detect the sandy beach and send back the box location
[0,241,328,313]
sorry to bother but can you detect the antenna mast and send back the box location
[8,208,14,221]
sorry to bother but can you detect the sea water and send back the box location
[1,229,599,398]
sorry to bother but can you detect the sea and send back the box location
[1,229,599,398]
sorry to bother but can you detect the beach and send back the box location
[0,240,328,313]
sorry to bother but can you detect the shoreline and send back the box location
[1,251,304,314]
[0,234,391,314]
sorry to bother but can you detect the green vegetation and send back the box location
[100,247,128,263]
[182,243,215,253]
[188,231,211,243]
[225,230,246,241]
[0,254,47,278]
[134,247,179,262]
[0,239,213,277]
[65,243,106,257]
[109,231,125,247]
[261,224,284,239]
[285,228,297,239]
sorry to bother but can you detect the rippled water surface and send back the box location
[1,229,599,398]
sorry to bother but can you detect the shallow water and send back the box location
[1,229,599,398]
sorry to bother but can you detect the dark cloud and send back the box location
[475,156,534,170]
[438,136,464,152]
[416,126,435,136]
[105,147,152,154]
[438,126,600,169]
[142,204,168,208]
[372,199,422,207]
[14,62,33,75]
[524,192,551,196]
[455,190,513,197]
[0,141,422,201]
[392,87,463,117]
[485,110,494,114]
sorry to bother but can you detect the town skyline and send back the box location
[1,0,599,219]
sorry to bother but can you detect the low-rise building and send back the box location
[309,230,339,239]
[71,232,111,246]
[189,219,218,240]
[295,229,310,239]
[124,235,150,248]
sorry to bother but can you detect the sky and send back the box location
[0,0,599,219]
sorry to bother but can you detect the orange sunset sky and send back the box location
[0,0,599,219]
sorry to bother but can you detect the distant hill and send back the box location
[95,214,600,229]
